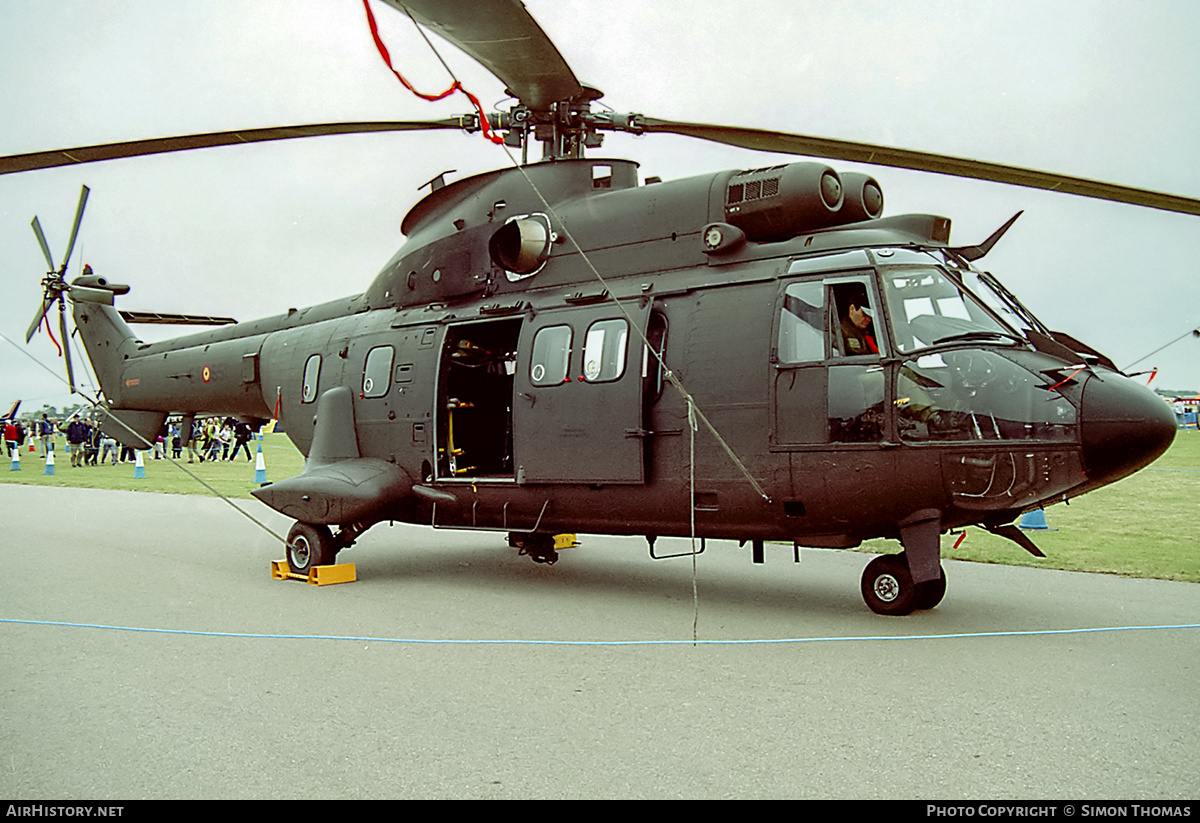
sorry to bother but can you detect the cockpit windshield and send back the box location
[959,269,1050,337]
[881,266,1020,353]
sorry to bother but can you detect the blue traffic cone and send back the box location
[133,450,146,479]
[9,446,20,472]
[43,448,55,475]
[253,442,268,483]
[1018,508,1049,530]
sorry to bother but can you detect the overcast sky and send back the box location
[2,0,1198,415]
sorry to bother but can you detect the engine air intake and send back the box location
[723,162,864,242]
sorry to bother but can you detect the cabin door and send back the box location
[513,301,652,484]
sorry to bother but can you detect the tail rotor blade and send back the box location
[61,185,90,270]
[25,295,54,344]
[31,216,56,271]
[58,302,76,393]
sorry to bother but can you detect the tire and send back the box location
[861,553,918,616]
[286,522,336,575]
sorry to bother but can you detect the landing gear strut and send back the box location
[509,532,559,564]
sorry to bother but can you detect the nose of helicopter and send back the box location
[1079,371,1177,488]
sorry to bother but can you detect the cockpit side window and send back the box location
[774,275,885,446]
[777,281,825,363]
[830,281,882,358]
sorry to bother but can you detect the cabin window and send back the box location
[362,346,394,398]
[582,318,628,382]
[778,281,825,363]
[642,312,668,401]
[301,354,321,403]
[530,325,572,386]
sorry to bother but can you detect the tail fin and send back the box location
[71,279,166,448]
[71,290,138,405]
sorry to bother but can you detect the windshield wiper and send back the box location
[932,330,1025,346]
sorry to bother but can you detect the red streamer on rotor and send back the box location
[361,0,505,145]
[41,314,63,357]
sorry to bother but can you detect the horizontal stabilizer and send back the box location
[985,523,1047,558]
[69,285,115,305]
[118,310,237,326]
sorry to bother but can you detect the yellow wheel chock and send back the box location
[271,560,357,586]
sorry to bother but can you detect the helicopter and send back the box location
[5,1,1196,615]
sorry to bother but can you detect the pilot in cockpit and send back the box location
[837,284,879,356]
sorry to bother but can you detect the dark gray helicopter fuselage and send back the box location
[72,158,1175,569]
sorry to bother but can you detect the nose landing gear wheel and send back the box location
[862,554,915,615]
[286,522,337,575]
[861,553,946,615]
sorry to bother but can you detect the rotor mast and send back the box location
[458,89,651,162]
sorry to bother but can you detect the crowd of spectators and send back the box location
[175,417,256,463]
[4,412,257,467]
[4,414,58,460]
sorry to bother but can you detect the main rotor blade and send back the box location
[0,120,473,176]
[640,119,1200,217]
[385,0,585,110]
[25,295,54,344]
[61,185,90,271]
[30,216,56,270]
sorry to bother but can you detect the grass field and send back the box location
[0,433,305,502]
[3,430,1198,582]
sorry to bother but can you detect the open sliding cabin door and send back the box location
[514,301,652,484]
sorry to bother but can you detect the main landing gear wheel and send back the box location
[861,552,946,615]
[286,522,337,575]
